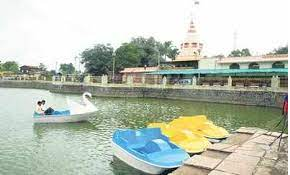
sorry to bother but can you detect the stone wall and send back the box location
[0,80,287,108]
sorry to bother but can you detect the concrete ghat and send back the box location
[170,127,288,175]
[0,80,287,107]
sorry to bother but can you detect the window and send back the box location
[272,61,285,68]
[229,63,240,69]
[249,62,259,69]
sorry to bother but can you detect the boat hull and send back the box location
[112,142,168,174]
[33,112,92,123]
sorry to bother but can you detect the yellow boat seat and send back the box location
[148,122,211,153]
[169,116,229,139]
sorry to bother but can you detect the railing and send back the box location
[232,77,271,87]
[0,74,287,89]
[198,77,228,86]
[280,76,288,88]
[108,75,123,84]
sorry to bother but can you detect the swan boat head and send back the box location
[83,92,92,99]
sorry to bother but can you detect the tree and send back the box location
[1,61,19,73]
[59,63,75,75]
[228,48,251,57]
[81,44,114,75]
[272,45,288,55]
[241,48,251,56]
[39,63,47,71]
[158,41,179,61]
[131,37,161,66]
[119,37,179,67]
[115,43,140,71]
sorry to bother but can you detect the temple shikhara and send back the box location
[171,20,203,68]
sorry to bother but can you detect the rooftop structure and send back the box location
[20,65,42,75]
[174,20,203,62]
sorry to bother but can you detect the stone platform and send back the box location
[170,127,288,175]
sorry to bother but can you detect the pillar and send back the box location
[142,75,146,85]
[43,76,46,81]
[162,76,167,88]
[228,76,232,87]
[84,75,91,84]
[271,75,280,89]
[192,76,197,87]
[61,76,66,82]
[127,75,133,86]
[102,75,108,85]
[122,74,126,83]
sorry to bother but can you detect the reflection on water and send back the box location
[33,122,96,139]
[0,88,283,175]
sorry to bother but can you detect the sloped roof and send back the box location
[120,67,159,73]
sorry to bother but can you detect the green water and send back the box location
[0,88,283,175]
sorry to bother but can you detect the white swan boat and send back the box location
[33,92,97,123]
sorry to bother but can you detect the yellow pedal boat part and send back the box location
[148,123,211,153]
[170,115,229,139]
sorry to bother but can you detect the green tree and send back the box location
[272,45,288,55]
[115,43,140,71]
[119,37,178,67]
[158,41,179,61]
[229,48,251,57]
[81,44,114,75]
[59,63,75,75]
[131,37,160,66]
[39,63,47,71]
[1,61,19,73]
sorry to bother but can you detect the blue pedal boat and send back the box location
[112,128,190,174]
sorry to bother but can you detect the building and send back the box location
[120,66,159,83]
[120,1,288,87]
[20,65,42,75]
[170,20,203,68]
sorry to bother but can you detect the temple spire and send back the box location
[174,0,203,61]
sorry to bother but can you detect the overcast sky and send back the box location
[0,0,288,70]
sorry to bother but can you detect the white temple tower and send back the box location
[172,0,203,68]
[177,20,203,60]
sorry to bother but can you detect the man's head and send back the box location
[41,100,46,105]
[37,101,42,106]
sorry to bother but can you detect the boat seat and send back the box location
[139,139,172,154]
[147,149,187,166]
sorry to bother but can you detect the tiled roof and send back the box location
[120,67,159,73]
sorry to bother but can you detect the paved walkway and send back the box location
[170,127,288,175]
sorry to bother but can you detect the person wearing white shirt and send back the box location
[35,101,44,115]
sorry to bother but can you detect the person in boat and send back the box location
[41,100,55,115]
[35,101,44,115]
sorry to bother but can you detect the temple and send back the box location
[171,20,203,68]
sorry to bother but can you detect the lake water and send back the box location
[0,88,283,175]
